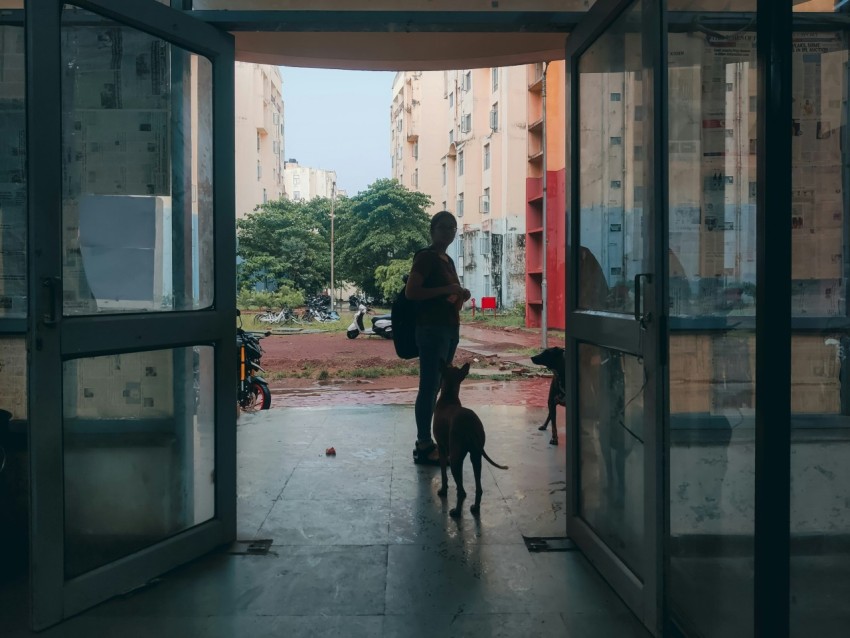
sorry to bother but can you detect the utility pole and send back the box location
[329,180,336,313]
[541,61,549,348]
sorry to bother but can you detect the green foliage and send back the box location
[335,179,431,300]
[374,258,413,304]
[236,197,339,295]
[237,286,304,310]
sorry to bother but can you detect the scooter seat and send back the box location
[372,313,392,321]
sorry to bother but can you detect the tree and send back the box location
[335,179,431,300]
[236,198,333,295]
[374,258,413,303]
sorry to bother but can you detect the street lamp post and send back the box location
[329,180,336,313]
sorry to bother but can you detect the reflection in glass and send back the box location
[666,8,757,635]
[60,6,214,315]
[0,25,26,319]
[788,16,850,637]
[668,333,755,637]
[578,1,647,315]
[63,346,215,578]
[578,343,645,577]
[0,336,26,420]
[667,28,757,318]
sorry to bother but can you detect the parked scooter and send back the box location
[236,309,272,410]
[346,304,393,340]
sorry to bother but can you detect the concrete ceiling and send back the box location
[233,31,568,71]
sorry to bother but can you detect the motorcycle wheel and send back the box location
[346,329,359,339]
[240,379,271,411]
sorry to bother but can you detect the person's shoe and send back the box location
[413,440,440,466]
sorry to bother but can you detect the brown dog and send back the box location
[530,346,565,445]
[432,362,509,517]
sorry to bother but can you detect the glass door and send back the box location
[565,0,664,633]
[26,0,235,629]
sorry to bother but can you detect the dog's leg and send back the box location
[538,413,551,432]
[469,451,483,515]
[549,396,559,445]
[448,453,467,518]
[437,443,449,498]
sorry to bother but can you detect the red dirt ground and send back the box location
[255,324,565,408]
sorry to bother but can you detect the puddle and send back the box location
[270,377,552,408]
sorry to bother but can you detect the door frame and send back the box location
[564,0,667,632]
[26,0,235,629]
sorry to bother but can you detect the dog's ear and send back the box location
[460,361,470,378]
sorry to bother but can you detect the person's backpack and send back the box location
[391,280,419,360]
[391,249,432,360]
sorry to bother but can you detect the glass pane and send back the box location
[0,24,26,319]
[578,1,647,314]
[63,346,215,578]
[667,334,754,636]
[789,15,850,637]
[666,7,757,635]
[578,344,645,577]
[60,6,214,315]
[667,25,757,318]
[0,336,26,579]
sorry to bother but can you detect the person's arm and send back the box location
[405,253,464,301]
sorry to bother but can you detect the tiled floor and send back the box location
[5,405,649,637]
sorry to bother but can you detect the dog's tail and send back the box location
[482,449,508,470]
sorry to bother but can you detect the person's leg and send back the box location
[414,325,457,446]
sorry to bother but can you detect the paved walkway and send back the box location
[7,406,648,638]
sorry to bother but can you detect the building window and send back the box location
[257,133,261,152]
[293,174,300,185]
[490,103,499,131]
[442,162,447,185]
[257,162,262,180]
[482,187,490,214]
[634,145,644,161]
[484,143,491,170]
[449,129,454,144]
[610,136,622,145]
[458,150,464,176]
[442,201,447,210]
[293,191,301,201]
[263,188,268,204]
[457,192,464,217]
[462,113,472,133]
[449,91,454,107]
[463,71,471,91]
[413,169,418,189]
[413,141,419,159]
[611,92,622,101]
[491,67,498,92]
[273,112,279,125]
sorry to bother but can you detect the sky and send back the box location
[279,67,396,197]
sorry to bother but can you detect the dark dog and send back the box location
[530,346,565,445]
[432,362,509,517]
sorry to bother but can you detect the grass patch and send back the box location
[336,364,419,379]
[505,346,542,356]
[268,363,418,381]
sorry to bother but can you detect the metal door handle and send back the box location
[42,276,61,326]
[634,273,653,326]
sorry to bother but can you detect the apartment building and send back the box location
[282,160,338,201]
[235,62,285,218]
[525,60,567,330]
[391,67,528,309]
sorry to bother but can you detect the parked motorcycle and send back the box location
[237,309,272,410]
[346,304,392,340]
